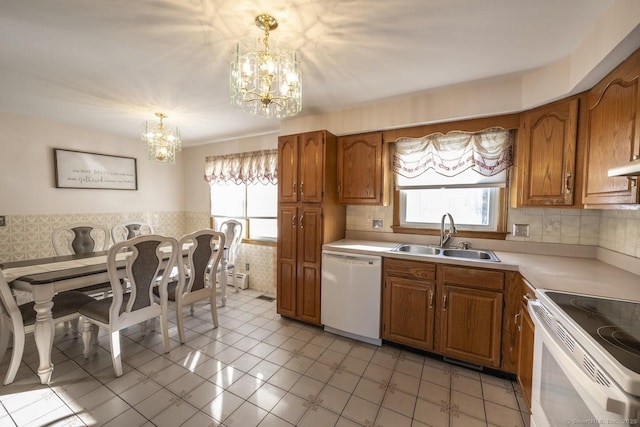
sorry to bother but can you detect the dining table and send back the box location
[0,246,228,384]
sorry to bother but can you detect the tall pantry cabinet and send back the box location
[276,130,346,325]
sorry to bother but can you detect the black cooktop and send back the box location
[546,291,640,375]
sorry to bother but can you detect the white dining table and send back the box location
[1,247,228,384]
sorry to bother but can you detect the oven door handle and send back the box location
[528,300,628,416]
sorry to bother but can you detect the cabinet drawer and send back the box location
[384,259,436,280]
[442,266,504,291]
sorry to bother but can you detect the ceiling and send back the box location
[0,0,622,146]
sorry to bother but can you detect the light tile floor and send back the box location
[0,289,531,426]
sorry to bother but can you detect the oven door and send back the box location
[528,300,640,427]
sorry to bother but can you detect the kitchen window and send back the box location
[210,182,278,240]
[393,128,513,237]
[205,149,278,242]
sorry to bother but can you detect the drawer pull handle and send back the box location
[515,311,522,332]
[443,294,447,312]
[428,290,434,309]
[566,172,572,194]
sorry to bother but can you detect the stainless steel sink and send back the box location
[441,248,500,261]
[391,244,441,256]
[390,244,499,262]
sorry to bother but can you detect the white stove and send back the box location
[529,289,640,426]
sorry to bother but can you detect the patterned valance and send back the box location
[204,149,278,185]
[393,127,513,178]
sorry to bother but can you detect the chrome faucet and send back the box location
[440,213,457,247]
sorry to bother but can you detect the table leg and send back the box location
[32,286,55,384]
[220,257,227,307]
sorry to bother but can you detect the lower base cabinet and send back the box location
[382,259,437,351]
[439,285,503,368]
[382,259,506,370]
[517,279,536,411]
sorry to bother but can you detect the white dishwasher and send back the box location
[321,250,382,346]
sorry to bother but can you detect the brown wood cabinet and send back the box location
[382,259,507,369]
[276,130,346,325]
[437,265,504,368]
[337,132,389,205]
[583,47,640,207]
[382,258,437,351]
[516,278,536,412]
[513,96,581,207]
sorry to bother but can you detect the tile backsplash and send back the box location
[346,205,640,259]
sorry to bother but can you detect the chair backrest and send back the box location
[107,234,178,327]
[219,220,243,265]
[177,229,225,296]
[52,223,110,255]
[0,269,21,327]
[111,221,154,244]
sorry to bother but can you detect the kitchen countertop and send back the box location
[323,239,640,303]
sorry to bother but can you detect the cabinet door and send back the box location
[337,132,386,205]
[296,207,322,324]
[517,301,535,412]
[382,276,435,351]
[439,285,503,368]
[298,131,325,203]
[278,135,299,203]
[276,206,297,318]
[583,51,640,205]
[517,98,579,206]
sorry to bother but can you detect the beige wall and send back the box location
[0,113,185,215]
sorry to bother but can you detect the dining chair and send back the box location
[0,269,94,385]
[79,234,178,377]
[52,223,112,300]
[111,221,154,244]
[218,219,243,292]
[52,222,111,256]
[155,229,225,344]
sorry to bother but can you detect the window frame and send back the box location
[392,186,509,239]
[386,115,517,241]
[210,182,278,244]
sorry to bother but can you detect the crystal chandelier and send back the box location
[230,14,302,118]
[141,112,181,164]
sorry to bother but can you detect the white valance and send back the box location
[205,149,278,185]
[393,127,513,178]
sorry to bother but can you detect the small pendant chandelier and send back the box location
[141,112,181,164]
[230,14,302,119]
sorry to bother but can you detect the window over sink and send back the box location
[393,128,513,237]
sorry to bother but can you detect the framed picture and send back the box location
[54,148,138,190]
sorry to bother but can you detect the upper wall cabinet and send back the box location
[278,131,327,204]
[582,48,640,207]
[337,132,389,205]
[512,96,582,207]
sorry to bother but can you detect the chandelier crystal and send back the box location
[141,112,181,164]
[230,14,302,118]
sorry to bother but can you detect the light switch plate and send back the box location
[513,223,530,237]
[0,216,5,227]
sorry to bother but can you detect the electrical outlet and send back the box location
[0,216,5,227]
[513,223,530,237]
[245,263,250,271]
[372,219,383,229]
